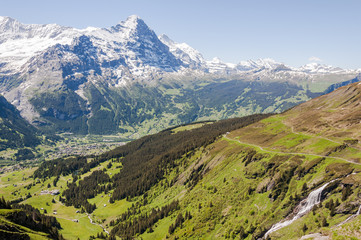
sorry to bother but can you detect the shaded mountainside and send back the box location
[323,74,360,94]
[3,83,361,239]
[0,95,39,150]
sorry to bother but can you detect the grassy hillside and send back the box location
[0,197,64,240]
[2,82,361,239]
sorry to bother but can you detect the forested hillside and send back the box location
[0,95,39,151]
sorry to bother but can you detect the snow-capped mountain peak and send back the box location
[0,16,11,24]
[252,58,282,69]
[0,17,78,72]
[0,15,183,76]
[0,16,16,27]
[159,34,205,69]
[158,34,174,45]
[0,15,358,82]
[0,16,25,35]
[300,62,345,74]
[112,15,150,37]
[235,58,286,72]
[211,57,222,63]
[123,15,142,27]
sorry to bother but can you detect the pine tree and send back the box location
[321,216,328,227]
[302,223,308,233]
[302,183,308,192]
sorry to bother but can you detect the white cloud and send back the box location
[308,56,322,62]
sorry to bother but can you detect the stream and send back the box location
[336,204,361,227]
[264,180,336,238]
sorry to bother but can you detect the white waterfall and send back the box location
[264,181,334,238]
[336,204,361,227]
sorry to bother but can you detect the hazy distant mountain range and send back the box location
[0,15,360,135]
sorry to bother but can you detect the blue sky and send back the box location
[2,0,361,68]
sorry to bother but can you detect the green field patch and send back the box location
[303,138,340,154]
[103,161,122,176]
[164,88,182,96]
[260,115,288,134]
[23,194,54,213]
[58,217,102,240]
[141,214,176,240]
[100,105,112,112]
[272,133,311,148]
[172,122,212,133]
[0,168,38,200]
[92,198,132,224]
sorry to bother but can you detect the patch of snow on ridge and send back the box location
[300,63,345,74]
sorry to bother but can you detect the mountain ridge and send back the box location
[0,15,358,77]
[0,15,360,135]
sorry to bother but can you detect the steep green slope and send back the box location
[3,82,361,239]
[0,95,40,150]
[0,95,43,165]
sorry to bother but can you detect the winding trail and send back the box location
[87,213,109,235]
[53,196,64,206]
[223,135,361,166]
[289,125,361,152]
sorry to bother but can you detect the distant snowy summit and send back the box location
[159,33,357,76]
[0,15,358,82]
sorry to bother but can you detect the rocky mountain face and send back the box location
[0,15,360,135]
